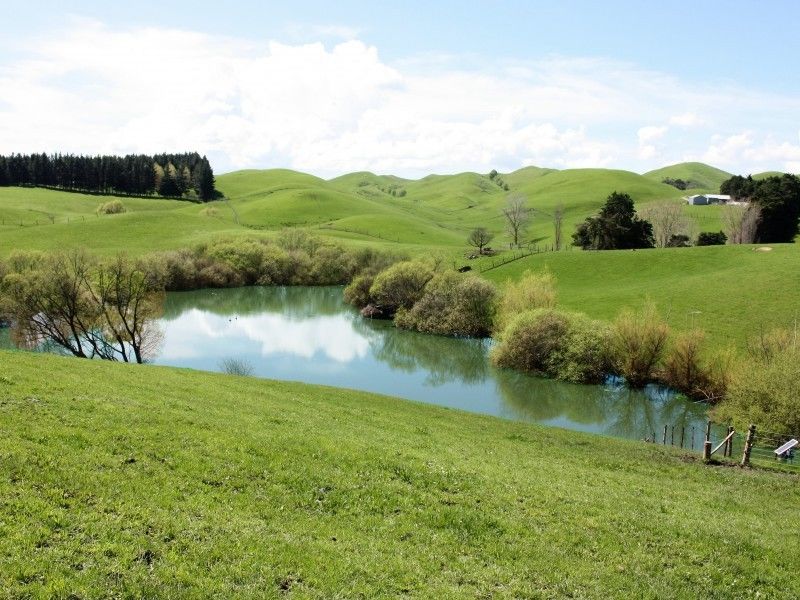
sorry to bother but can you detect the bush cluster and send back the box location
[97,200,126,215]
[345,260,497,338]
[395,271,497,337]
[491,308,611,384]
[149,232,404,291]
[715,330,800,436]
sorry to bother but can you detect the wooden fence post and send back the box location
[702,421,712,462]
[680,427,685,449]
[725,426,734,457]
[662,424,667,445]
[741,424,756,467]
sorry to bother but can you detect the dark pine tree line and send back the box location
[0,152,218,201]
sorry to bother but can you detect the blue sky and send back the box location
[1,0,799,176]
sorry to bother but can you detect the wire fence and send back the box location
[656,420,800,472]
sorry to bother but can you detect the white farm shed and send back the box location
[686,194,731,205]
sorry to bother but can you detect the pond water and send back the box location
[152,286,709,443]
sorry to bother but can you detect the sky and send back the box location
[1,0,799,177]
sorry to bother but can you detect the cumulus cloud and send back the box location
[695,132,800,174]
[1,20,799,176]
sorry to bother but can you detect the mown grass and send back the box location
[0,349,798,598]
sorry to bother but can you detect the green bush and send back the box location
[714,342,800,436]
[658,330,732,401]
[497,270,557,330]
[97,200,126,215]
[491,308,610,383]
[491,309,570,375]
[344,274,375,308]
[369,261,434,314]
[550,314,612,383]
[395,272,496,337]
[610,303,670,387]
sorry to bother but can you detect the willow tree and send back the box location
[1,250,164,363]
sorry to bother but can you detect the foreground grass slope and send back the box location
[1,350,799,597]
[484,244,800,347]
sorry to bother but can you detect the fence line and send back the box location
[657,420,799,472]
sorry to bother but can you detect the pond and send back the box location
[153,286,709,444]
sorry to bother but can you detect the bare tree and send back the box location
[2,250,164,363]
[722,203,762,244]
[639,201,692,248]
[88,254,165,364]
[501,194,531,247]
[553,204,564,250]
[467,227,494,254]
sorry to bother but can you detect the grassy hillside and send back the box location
[483,244,800,347]
[0,187,252,256]
[1,349,798,597]
[0,164,722,258]
[644,162,732,192]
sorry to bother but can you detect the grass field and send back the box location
[483,243,800,347]
[0,163,698,258]
[1,349,798,597]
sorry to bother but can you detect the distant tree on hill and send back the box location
[553,204,564,251]
[723,204,761,245]
[468,227,494,254]
[0,152,218,201]
[572,192,654,250]
[662,177,691,190]
[639,201,693,248]
[502,194,531,247]
[720,173,799,243]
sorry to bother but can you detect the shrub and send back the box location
[310,245,357,285]
[220,357,254,376]
[658,330,732,400]
[276,228,322,255]
[97,200,126,215]
[491,309,571,375]
[344,274,375,308]
[714,342,800,436]
[696,231,727,246]
[491,308,610,383]
[206,239,271,286]
[610,302,670,387]
[496,270,557,330]
[369,261,434,314]
[550,314,612,383]
[395,272,496,337]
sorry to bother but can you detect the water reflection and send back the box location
[9,285,709,443]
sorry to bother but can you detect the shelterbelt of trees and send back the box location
[0,152,218,201]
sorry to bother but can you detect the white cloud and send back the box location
[1,20,799,176]
[637,126,668,143]
[695,132,800,174]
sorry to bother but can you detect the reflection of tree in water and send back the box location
[495,370,612,423]
[162,286,349,320]
[496,372,710,441]
[353,317,491,386]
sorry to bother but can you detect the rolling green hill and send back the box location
[1,349,798,597]
[643,162,732,192]
[0,163,727,258]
